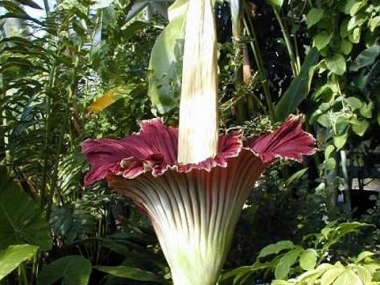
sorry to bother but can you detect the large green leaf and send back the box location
[148,15,185,114]
[94,265,167,284]
[0,167,51,251]
[37,256,92,285]
[0,244,39,280]
[274,47,319,121]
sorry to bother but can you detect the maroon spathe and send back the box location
[82,116,316,185]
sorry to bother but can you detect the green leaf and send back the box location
[14,0,42,9]
[325,54,346,75]
[94,266,167,284]
[356,251,375,263]
[350,45,380,71]
[352,265,372,284]
[313,32,333,50]
[338,0,357,14]
[37,256,92,285]
[340,19,350,38]
[333,133,347,150]
[148,16,185,114]
[332,268,361,285]
[265,0,284,12]
[325,145,336,160]
[346,97,363,109]
[275,248,302,280]
[350,1,366,16]
[320,264,345,285]
[306,8,323,28]
[0,244,38,280]
[259,241,295,258]
[369,16,380,32]
[271,281,291,285]
[168,0,188,21]
[299,249,318,270]
[0,167,51,251]
[360,102,373,118]
[283,168,308,187]
[340,39,353,55]
[347,14,367,31]
[274,47,319,121]
[218,266,254,282]
[349,27,361,43]
[327,157,337,170]
[351,119,369,136]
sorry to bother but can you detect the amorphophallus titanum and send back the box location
[82,0,316,283]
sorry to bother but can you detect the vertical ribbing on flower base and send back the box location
[177,0,218,164]
[107,152,267,285]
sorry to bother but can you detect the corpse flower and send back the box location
[81,116,315,285]
[82,0,315,283]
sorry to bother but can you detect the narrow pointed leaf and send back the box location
[275,48,319,121]
[88,85,134,113]
[14,0,42,9]
[94,266,167,284]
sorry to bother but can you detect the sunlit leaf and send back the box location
[88,85,134,113]
[313,32,332,50]
[299,248,318,270]
[333,133,347,150]
[352,265,372,284]
[369,16,380,32]
[275,248,302,280]
[332,268,361,285]
[356,251,375,263]
[306,8,323,28]
[349,27,361,43]
[0,244,38,280]
[320,264,345,285]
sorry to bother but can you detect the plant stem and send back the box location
[273,9,300,77]
[242,15,275,122]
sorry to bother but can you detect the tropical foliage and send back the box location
[1,0,380,284]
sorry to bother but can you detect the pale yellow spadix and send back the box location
[177,0,218,164]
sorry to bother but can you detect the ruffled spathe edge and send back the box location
[81,116,316,186]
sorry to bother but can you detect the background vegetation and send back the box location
[1,0,380,284]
